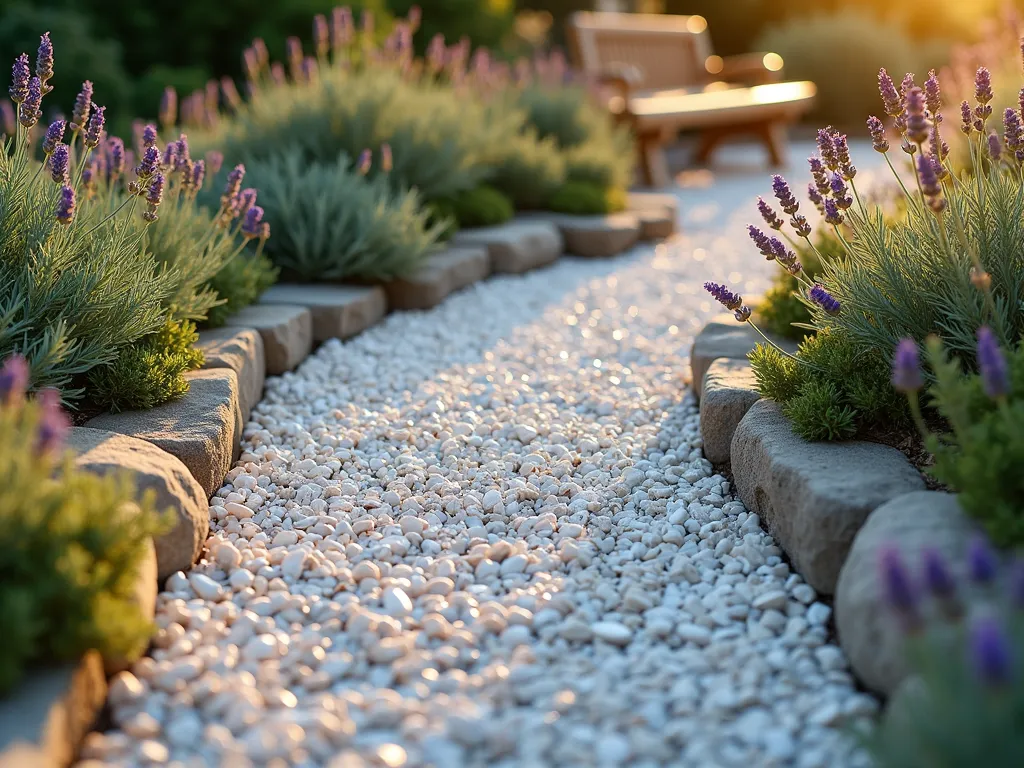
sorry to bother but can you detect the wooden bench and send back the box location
[567,11,817,187]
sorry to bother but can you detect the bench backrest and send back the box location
[567,11,715,92]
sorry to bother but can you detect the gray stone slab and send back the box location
[628,192,679,240]
[385,247,490,310]
[556,212,642,258]
[87,369,241,498]
[224,304,313,375]
[198,326,265,423]
[836,491,974,694]
[451,220,563,274]
[258,284,387,342]
[67,428,210,584]
[731,399,926,594]
[699,359,760,464]
[690,311,793,399]
[0,652,106,768]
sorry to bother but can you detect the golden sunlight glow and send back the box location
[705,55,724,75]
[762,53,784,72]
[686,15,707,34]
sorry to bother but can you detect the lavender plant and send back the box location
[866,540,1024,766]
[0,356,168,694]
[712,60,1024,440]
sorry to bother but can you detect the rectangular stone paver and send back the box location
[552,212,642,258]
[385,247,490,310]
[451,220,563,274]
[628,192,679,240]
[258,284,387,343]
[224,304,313,375]
[198,326,266,424]
[0,652,106,768]
[699,358,760,464]
[87,368,242,497]
[690,309,793,401]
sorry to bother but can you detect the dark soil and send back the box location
[860,419,947,491]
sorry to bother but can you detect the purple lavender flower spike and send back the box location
[878,68,902,117]
[141,123,158,148]
[817,127,840,170]
[242,47,259,81]
[757,197,784,230]
[867,115,889,153]
[221,164,245,211]
[48,144,69,183]
[0,355,30,405]
[36,32,53,94]
[704,282,744,312]
[108,137,125,178]
[159,86,177,129]
[834,133,857,180]
[41,119,65,155]
[313,14,330,57]
[988,132,1003,161]
[771,174,799,215]
[143,173,165,222]
[790,214,812,238]
[242,205,265,239]
[161,140,178,170]
[930,125,949,162]
[18,76,41,128]
[236,187,257,216]
[921,548,956,598]
[904,87,930,145]
[829,173,853,210]
[734,305,752,322]
[301,57,318,83]
[174,133,192,173]
[924,69,941,119]
[917,154,945,213]
[81,165,95,196]
[969,617,1013,686]
[221,77,242,110]
[9,53,30,104]
[205,150,223,176]
[55,185,75,225]
[968,535,999,583]
[35,389,70,455]
[357,148,372,175]
[286,37,303,79]
[976,327,1009,398]
[190,159,205,192]
[891,338,922,393]
[1004,109,1024,161]
[0,102,14,136]
[809,284,841,315]
[879,546,917,621]
[975,67,994,106]
[83,104,104,148]
[332,6,354,49]
[381,143,393,172]
[747,225,774,258]
[136,145,160,182]
[960,100,973,135]
[808,156,830,196]
[900,73,916,98]
[807,183,824,214]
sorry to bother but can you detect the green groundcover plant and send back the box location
[707,58,1024,441]
[0,356,168,694]
[866,537,1024,766]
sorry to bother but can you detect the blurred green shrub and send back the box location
[389,0,516,53]
[431,184,514,229]
[547,181,627,215]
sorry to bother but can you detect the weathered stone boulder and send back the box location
[258,284,387,342]
[451,220,563,273]
[385,247,490,310]
[690,313,795,400]
[224,304,313,375]
[699,359,760,464]
[198,326,265,423]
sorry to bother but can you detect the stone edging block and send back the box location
[87,368,241,498]
[198,326,265,424]
[554,212,642,258]
[0,651,106,768]
[224,304,313,375]
[730,399,926,594]
[67,427,210,583]
[451,220,563,274]
[385,246,490,310]
[690,312,793,400]
[258,284,387,343]
[628,192,679,240]
[835,491,974,695]
[700,358,760,464]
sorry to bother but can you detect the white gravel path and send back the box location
[80,144,888,768]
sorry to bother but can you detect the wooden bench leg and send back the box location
[759,122,789,167]
[637,132,671,189]
[694,130,724,166]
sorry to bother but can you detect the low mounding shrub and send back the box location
[867,538,1024,767]
[893,332,1024,545]
[431,184,514,230]
[547,181,627,216]
[202,251,278,328]
[0,357,167,694]
[244,148,441,281]
[486,129,567,210]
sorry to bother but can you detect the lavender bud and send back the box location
[270,63,286,87]
[976,327,1009,398]
[809,283,841,315]
[829,173,853,210]
[221,164,245,212]
[988,132,1003,161]
[923,69,941,119]
[136,145,160,181]
[357,148,371,175]
[18,76,41,128]
[823,198,844,226]
[190,159,205,192]
[879,546,918,623]
[427,34,446,73]
[161,141,177,170]
[1004,109,1024,162]
[900,73,916,98]
[968,536,999,584]
[733,306,752,322]
[704,281,743,312]
[921,548,956,598]
[879,68,902,117]
[0,355,30,405]
[808,156,830,196]
[891,338,922,393]
[817,127,840,170]
[143,173,165,222]
[55,184,75,225]
[41,119,65,155]
[242,205,265,239]
[71,80,92,130]
[205,150,223,176]
[930,125,949,162]
[141,123,158,148]
[9,53,30,104]
[771,174,799,215]
[867,115,889,153]
[961,100,973,135]
[975,66,994,106]
[174,133,192,174]
[286,37,303,79]
[236,187,257,216]
[34,389,69,455]
[35,33,53,93]
[381,143,393,173]
[313,14,330,58]
[242,47,259,81]
[790,214,812,238]
[786,261,803,276]
[221,77,242,110]
[108,137,125,178]
[747,225,774,258]
[84,104,105,148]
[332,6,354,49]
[252,38,269,69]
[904,87,930,145]
[757,197,784,230]
[82,166,95,197]
[807,183,824,215]
[834,133,856,180]
[916,154,945,213]
[969,617,1013,686]
[48,143,69,184]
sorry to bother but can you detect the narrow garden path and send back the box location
[83,142,889,768]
